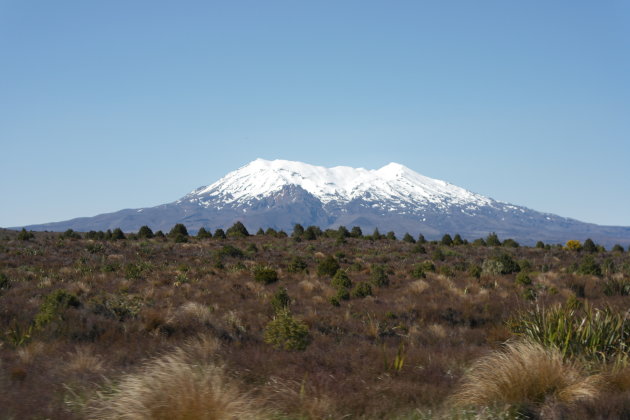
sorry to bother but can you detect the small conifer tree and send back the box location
[226,221,249,238]
[350,226,363,238]
[168,224,189,238]
[137,225,154,239]
[196,227,212,239]
[402,233,416,243]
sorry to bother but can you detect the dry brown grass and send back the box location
[86,336,264,420]
[452,340,602,414]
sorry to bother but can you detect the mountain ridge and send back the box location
[14,159,630,247]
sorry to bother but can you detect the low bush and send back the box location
[253,266,279,284]
[351,282,373,298]
[317,255,340,277]
[270,287,291,312]
[264,309,310,351]
[331,269,352,289]
[34,289,81,330]
[369,264,389,287]
[287,256,307,273]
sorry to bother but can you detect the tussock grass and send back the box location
[85,336,264,420]
[452,340,602,413]
[509,301,630,364]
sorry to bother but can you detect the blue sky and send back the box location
[1,1,629,227]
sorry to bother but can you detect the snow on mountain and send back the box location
[185,158,494,211]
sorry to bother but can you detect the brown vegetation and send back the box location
[0,228,628,419]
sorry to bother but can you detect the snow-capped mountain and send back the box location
[18,159,630,246]
[185,159,494,211]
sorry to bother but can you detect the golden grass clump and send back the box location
[86,336,263,420]
[452,340,601,411]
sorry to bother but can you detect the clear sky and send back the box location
[1,1,629,228]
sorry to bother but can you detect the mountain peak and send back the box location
[187,159,492,210]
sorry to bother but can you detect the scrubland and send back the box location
[0,227,628,419]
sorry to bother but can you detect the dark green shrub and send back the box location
[287,256,308,273]
[264,309,310,351]
[332,270,352,289]
[410,264,426,279]
[577,256,602,276]
[472,238,487,246]
[420,260,436,272]
[304,226,321,240]
[256,228,265,236]
[535,241,545,249]
[386,231,396,240]
[85,230,104,240]
[172,233,188,243]
[137,225,154,239]
[337,226,350,238]
[317,256,340,277]
[196,227,212,239]
[486,232,501,246]
[350,226,363,238]
[292,224,305,239]
[452,234,463,245]
[518,259,532,273]
[502,238,519,248]
[441,234,453,246]
[495,253,521,274]
[216,245,245,259]
[271,287,291,312]
[402,233,415,243]
[582,238,597,253]
[0,273,10,290]
[351,282,373,298]
[432,248,445,261]
[18,228,34,241]
[336,287,350,301]
[213,228,226,239]
[253,265,279,284]
[111,228,126,240]
[61,229,82,240]
[226,221,249,238]
[467,264,482,279]
[612,244,624,253]
[34,289,80,330]
[329,296,340,306]
[515,272,532,286]
[412,244,426,254]
[168,224,188,238]
[370,264,389,286]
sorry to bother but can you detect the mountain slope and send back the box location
[18,159,630,246]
